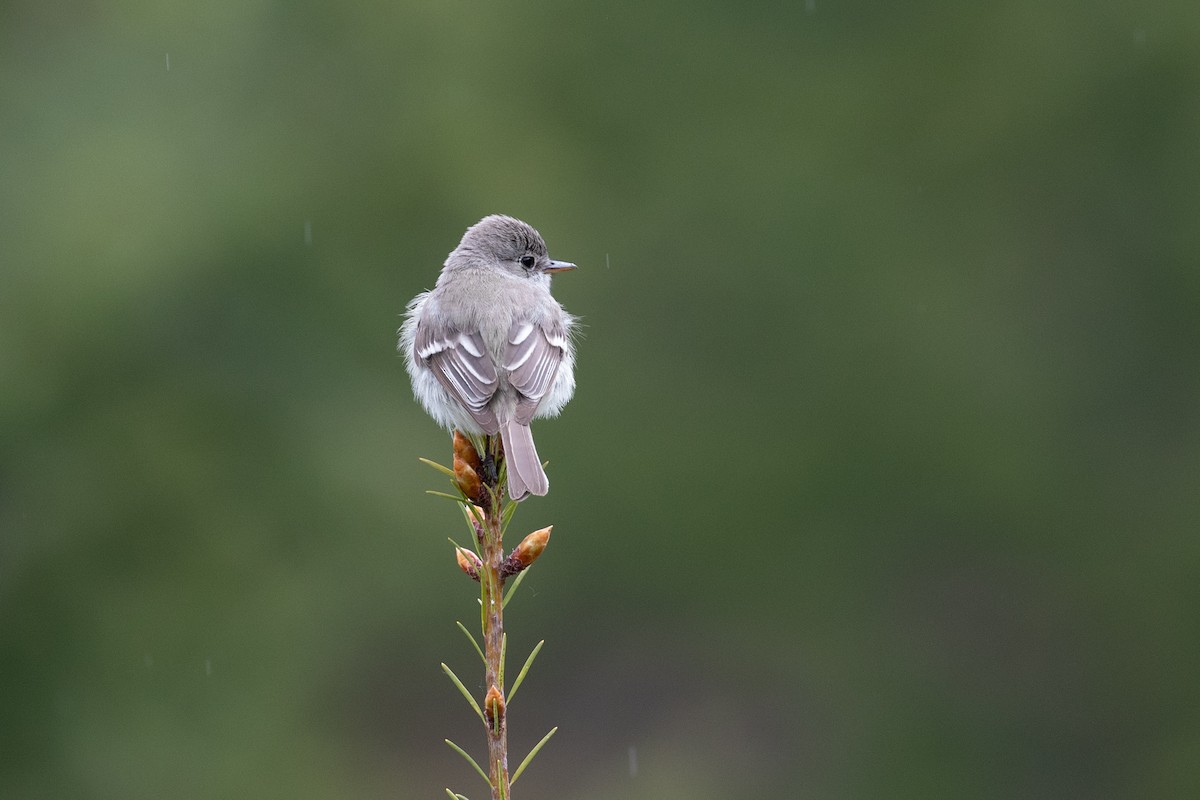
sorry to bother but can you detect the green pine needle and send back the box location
[455,621,485,665]
[441,663,484,723]
[460,502,486,532]
[501,499,519,534]
[425,489,468,503]
[444,739,492,789]
[478,577,487,634]
[506,640,544,705]
[419,457,457,478]
[510,726,558,785]
[501,568,529,609]
[499,632,507,686]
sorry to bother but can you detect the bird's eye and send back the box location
[519,255,536,269]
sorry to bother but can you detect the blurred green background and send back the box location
[3,1,1199,798]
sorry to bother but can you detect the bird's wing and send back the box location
[504,319,567,426]
[415,321,500,433]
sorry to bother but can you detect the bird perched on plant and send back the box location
[400,215,578,501]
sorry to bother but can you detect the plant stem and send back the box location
[481,437,510,799]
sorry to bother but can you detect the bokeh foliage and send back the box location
[3,1,1199,798]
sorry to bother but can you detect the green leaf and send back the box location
[467,432,488,461]
[447,536,475,563]
[444,790,469,800]
[444,739,492,789]
[460,502,486,532]
[501,498,519,534]
[469,503,489,533]
[499,632,507,687]
[501,568,529,609]
[425,489,468,503]
[506,640,544,705]
[510,726,558,785]
[479,576,487,632]
[441,663,485,723]
[419,457,456,478]
[455,621,485,665]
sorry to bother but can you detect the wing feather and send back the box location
[416,321,500,432]
[504,320,565,426]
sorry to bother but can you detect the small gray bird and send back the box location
[399,215,578,501]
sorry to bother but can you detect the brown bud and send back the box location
[455,547,482,581]
[500,525,552,577]
[484,684,505,732]
[452,431,482,472]
[462,505,487,544]
[453,455,483,502]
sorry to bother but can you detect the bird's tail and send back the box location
[502,419,548,501]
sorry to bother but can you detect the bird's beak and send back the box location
[544,260,577,274]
